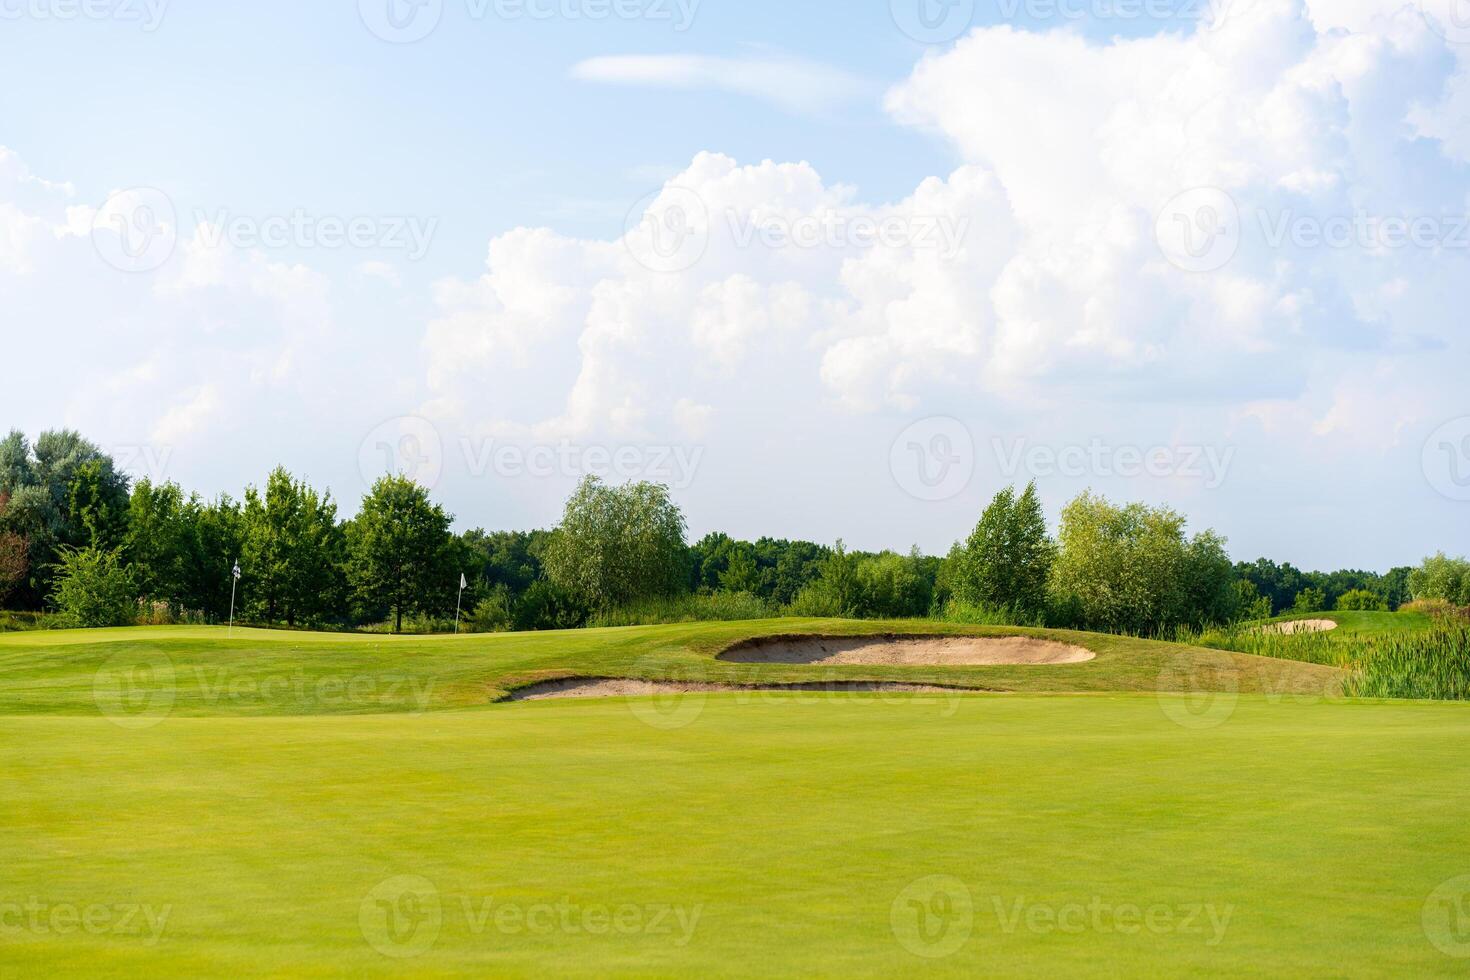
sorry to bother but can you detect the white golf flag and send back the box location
[460,573,467,589]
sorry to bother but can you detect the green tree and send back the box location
[1408,553,1470,606]
[124,479,192,607]
[718,546,762,594]
[948,482,1054,617]
[1049,491,1233,634]
[0,529,26,607]
[1293,587,1327,614]
[543,477,688,612]
[0,430,129,606]
[50,547,136,628]
[348,475,454,633]
[790,541,862,617]
[240,468,344,626]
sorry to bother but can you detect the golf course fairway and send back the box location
[2,622,1469,975]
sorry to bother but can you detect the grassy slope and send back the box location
[0,620,1345,717]
[4,695,1470,976]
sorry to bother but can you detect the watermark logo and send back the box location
[360,875,442,959]
[0,0,169,30]
[192,209,438,260]
[91,187,177,273]
[92,649,176,729]
[110,443,174,484]
[359,0,443,42]
[891,875,974,958]
[460,439,704,490]
[359,416,445,491]
[993,896,1232,944]
[624,186,709,274]
[1423,417,1470,502]
[890,417,974,502]
[358,876,702,956]
[725,210,971,259]
[625,658,708,731]
[993,437,1236,489]
[1421,0,1470,44]
[1155,187,1240,273]
[1156,649,1239,730]
[0,899,171,945]
[1424,875,1470,958]
[990,0,1230,26]
[891,0,975,43]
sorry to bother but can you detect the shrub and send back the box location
[463,588,515,633]
[1293,587,1327,614]
[513,580,589,632]
[1408,553,1470,606]
[1048,492,1235,634]
[1335,589,1388,612]
[50,547,136,628]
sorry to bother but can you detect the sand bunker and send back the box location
[1258,619,1339,635]
[508,678,975,701]
[717,634,1095,666]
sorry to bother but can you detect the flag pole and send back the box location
[229,560,241,638]
[454,573,466,634]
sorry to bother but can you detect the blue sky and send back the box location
[2,0,1468,570]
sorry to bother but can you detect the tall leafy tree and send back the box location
[543,476,688,612]
[348,475,454,633]
[240,468,343,626]
[124,479,193,607]
[948,482,1054,617]
[1050,491,1234,634]
[0,430,129,606]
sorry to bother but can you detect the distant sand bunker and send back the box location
[718,634,1095,666]
[508,679,975,701]
[1257,619,1339,635]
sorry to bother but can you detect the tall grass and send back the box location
[587,591,776,628]
[1181,620,1470,700]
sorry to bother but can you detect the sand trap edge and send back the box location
[716,633,1096,666]
[502,677,1001,702]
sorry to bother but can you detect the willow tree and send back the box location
[543,476,688,612]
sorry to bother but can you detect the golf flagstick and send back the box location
[455,573,466,633]
[229,560,241,638]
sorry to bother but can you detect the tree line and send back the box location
[0,428,1461,633]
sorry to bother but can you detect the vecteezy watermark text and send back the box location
[358,875,702,958]
[461,439,704,490]
[994,438,1236,489]
[0,0,168,30]
[358,0,700,43]
[0,898,171,945]
[193,209,438,261]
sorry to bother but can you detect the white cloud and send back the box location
[571,54,868,114]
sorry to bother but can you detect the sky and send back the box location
[1,0,1468,571]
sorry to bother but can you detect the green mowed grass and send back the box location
[1,622,1460,975]
[0,620,1344,717]
[4,694,1470,976]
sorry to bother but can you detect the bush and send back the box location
[1335,589,1388,612]
[462,588,515,633]
[1048,492,1235,634]
[1293,587,1327,614]
[513,580,589,632]
[1408,553,1470,606]
[50,547,136,628]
